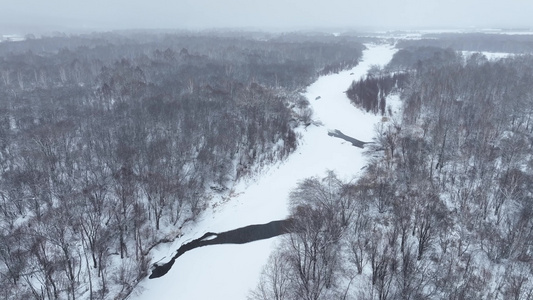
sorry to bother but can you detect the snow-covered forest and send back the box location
[251,36,533,299]
[2,30,533,300]
[0,32,364,299]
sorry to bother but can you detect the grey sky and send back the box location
[3,0,533,33]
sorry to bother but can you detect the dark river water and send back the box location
[149,219,294,279]
[328,129,368,148]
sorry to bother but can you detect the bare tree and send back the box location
[249,253,292,300]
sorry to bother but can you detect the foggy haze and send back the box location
[2,0,533,34]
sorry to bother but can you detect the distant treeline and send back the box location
[386,46,460,70]
[397,32,533,53]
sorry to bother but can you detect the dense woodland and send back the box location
[345,47,457,115]
[5,31,533,300]
[253,41,533,299]
[0,32,365,299]
[397,32,533,53]
[345,72,408,115]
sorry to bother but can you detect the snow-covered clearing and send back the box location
[462,50,514,60]
[131,43,397,300]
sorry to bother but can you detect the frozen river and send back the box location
[132,42,397,300]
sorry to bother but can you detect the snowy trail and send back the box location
[132,43,397,300]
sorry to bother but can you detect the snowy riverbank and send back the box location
[131,42,398,300]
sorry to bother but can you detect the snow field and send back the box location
[462,50,514,60]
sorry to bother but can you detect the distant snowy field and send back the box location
[131,43,397,300]
[462,50,514,60]
[0,34,25,42]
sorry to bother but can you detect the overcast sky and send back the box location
[3,0,533,33]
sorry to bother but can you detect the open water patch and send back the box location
[327,129,369,148]
[149,219,294,279]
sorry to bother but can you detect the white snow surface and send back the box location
[131,43,397,300]
[462,50,514,60]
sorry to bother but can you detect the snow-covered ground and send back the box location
[462,50,514,60]
[131,43,397,300]
[0,34,25,42]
